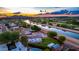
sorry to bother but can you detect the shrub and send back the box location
[20,36,28,47]
[47,31,57,38]
[31,25,41,31]
[48,23,53,25]
[0,31,19,44]
[41,21,47,24]
[43,48,50,51]
[57,23,61,27]
[59,35,66,44]
[42,37,59,44]
[57,23,76,29]
[28,43,48,49]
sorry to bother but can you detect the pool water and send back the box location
[30,48,42,51]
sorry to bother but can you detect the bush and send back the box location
[69,24,75,29]
[28,37,60,50]
[41,21,47,24]
[20,36,28,47]
[31,25,41,31]
[48,23,53,25]
[42,37,59,44]
[57,23,61,27]
[59,36,66,44]
[47,31,57,38]
[0,31,19,44]
[43,48,50,51]
[28,43,49,49]
[57,23,76,29]
[18,21,30,28]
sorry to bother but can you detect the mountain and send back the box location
[51,8,79,14]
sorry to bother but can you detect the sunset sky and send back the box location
[0,7,79,16]
[0,7,68,14]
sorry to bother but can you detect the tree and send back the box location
[18,20,28,28]
[0,32,10,44]
[41,20,47,24]
[31,25,41,32]
[9,31,19,42]
[47,31,57,38]
[59,35,66,44]
[0,31,19,44]
[20,36,28,47]
[20,36,31,51]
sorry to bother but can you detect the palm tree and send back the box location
[40,10,43,14]
[29,17,32,30]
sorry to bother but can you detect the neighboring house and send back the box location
[9,23,19,30]
[0,28,2,33]
[48,43,61,50]
[28,38,42,43]
[0,24,8,33]
[10,26,19,31]
[20,28,32,35]
[0,42,27,51]
[9,23,16,27]
[32,32,47,38]
[11,42,27,51]
[0,44,8,51]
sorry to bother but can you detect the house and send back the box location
[28,38,42,43]
[9,23,19,31]
[0,28,2,33]
[0,24,8,33]
[20,28,32,35]
[10,26,19,31]
[48,43,61,50]
[9,23,16,27]
[0,42,27,51]
[11,42,27,51]
[0,44,8,51]
[32,32,47,38]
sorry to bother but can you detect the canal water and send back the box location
[39,26,79,39]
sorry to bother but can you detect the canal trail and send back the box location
[54,26,79,34]
[24,20,79,49]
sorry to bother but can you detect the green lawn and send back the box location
[42,37,59,45]
[28,37,59,49]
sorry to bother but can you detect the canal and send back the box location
[39,25,79,39]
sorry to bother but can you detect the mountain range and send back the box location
[50,8,79,14]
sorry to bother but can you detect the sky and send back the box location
[0,7,79,14]
[0,7,68,14]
